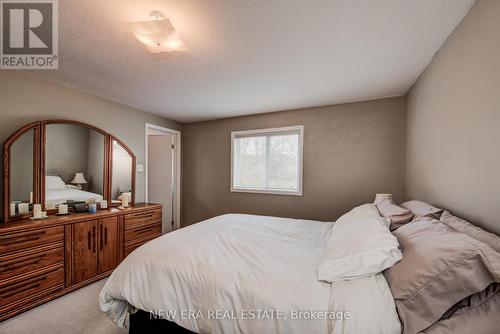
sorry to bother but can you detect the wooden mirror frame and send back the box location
[40,120,111,212]
[108,136,136,207]
[3,120,136,222]
[3,121,41,221]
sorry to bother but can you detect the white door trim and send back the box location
[145,123,181,230]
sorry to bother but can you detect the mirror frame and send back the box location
[41,120,111,211]
[3,120,136,222]
[3,121,41,221]
[109,136,136,207]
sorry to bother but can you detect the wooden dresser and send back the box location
[0,203,162,321]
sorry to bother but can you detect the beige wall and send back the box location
[0,71,180,218]
[182,97,406,226]
[405,0,500,234]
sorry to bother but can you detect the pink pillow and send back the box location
[401,200,444,220]
[384,218,500,334]
[422,283,500,333]
[440,211,500,253]
[376,200,414,230]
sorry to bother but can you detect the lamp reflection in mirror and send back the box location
[71,172,87,190]
[129,11,188,53]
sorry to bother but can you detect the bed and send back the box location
[45,175,103,205]
[46,188,104,204]
[99,209,402,334]
[100,200,500,333]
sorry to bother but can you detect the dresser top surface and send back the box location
[0,203,161,233]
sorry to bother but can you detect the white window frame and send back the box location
[231,125,304,196]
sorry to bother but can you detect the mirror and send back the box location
[111,139,134,205]
[9,129,35,217]
[3,120,137,221]
[44,123,105,207]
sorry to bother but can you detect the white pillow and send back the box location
[318,204,402,282]
[46,176,66,190]
[342,203,385,220]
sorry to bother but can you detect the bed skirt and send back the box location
[129,310,196,334]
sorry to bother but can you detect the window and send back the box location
[231,126,303,195]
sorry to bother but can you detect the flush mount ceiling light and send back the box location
[129,11,188,53]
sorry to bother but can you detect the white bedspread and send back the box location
[99,214,401,334]
[46,188,103,204]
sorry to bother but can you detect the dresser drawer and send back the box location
[124,221,161,243]
[124,241,140,258]
[124,234,160,257]
[0,266,64,308]
[125,209,162,230]
[0,243,64,281]
[0,226,64,254]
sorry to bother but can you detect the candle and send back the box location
[10,203,16,216]
[121,194,129,208]
[46,202,56,210]
[18,203,29,214]
[58,204,68,215]
[100,200,108,209]
[33,204,42,219]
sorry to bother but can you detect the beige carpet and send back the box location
[0,278,127,334]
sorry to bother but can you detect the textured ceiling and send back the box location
[37,0,475,123]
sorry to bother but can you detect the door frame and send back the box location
[145,123,181,230]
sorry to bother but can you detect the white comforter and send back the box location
[100,214,401,334]
[46,188,103,204]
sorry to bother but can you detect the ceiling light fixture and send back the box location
[129,11,188,53]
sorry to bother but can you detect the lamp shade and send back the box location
[71,173,88,185]
[374,193,393,205]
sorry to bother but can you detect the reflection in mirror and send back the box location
[10,129,34,216]
[111,140,133,204]
[45,124,105,207]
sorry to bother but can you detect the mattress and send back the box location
[100,213,401,334]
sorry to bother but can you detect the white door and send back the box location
[148,133,174,233]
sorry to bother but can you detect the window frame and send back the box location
[230,125,304,196]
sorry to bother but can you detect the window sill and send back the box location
[230,187,303,196]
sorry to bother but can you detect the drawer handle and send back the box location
[0,281,44,299]
[0,237,39,246]
[92,226,96,253]
[133,225,155,234]
[0,231,46,241]
[131,212,159,219]
[0,255,45,273]
[0,274,48,297]
[0,233,48,247]
[134,214,154,219]
[100,225,103,251]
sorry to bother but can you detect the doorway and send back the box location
[145,123,181,233]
